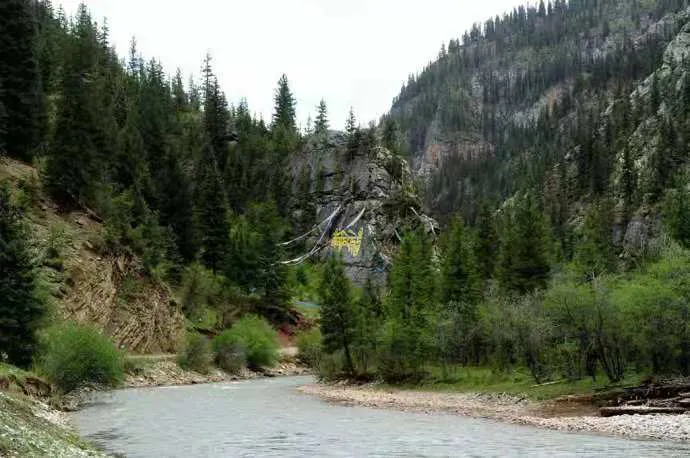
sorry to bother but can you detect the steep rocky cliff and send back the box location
[290,133,437,285]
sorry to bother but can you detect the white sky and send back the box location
[55,0,524,129]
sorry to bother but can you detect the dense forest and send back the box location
[312,0,690,384]
[0,0,332,367]
[3,0,690,390]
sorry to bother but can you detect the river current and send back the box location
[72,376,690,457]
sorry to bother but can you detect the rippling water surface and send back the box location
[72,376,690,457]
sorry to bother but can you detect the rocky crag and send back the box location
[290,132,438,285]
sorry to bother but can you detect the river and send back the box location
[72,376,690,457]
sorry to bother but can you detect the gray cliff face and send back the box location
[290,132,438,285]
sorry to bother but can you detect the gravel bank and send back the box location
[299,384,690,442]
[124,360,310,389]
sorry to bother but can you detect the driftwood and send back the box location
[620,379,690,402]
[600,406,687,417]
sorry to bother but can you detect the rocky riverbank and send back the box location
[0,391,106,457]
[123,358,310,389]
[299,383,690,442]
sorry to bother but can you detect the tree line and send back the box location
[0,0,379,368]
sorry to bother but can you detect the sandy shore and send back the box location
[299,383,690,442]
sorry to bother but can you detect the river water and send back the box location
[72,376,690,457]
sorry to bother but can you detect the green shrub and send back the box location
[179,263,224,323]
[37,323,124,392]
[315,351,345,381]
[177,333,213,374]
[212,331,247,374]
[225,315,278,369]
[296,328,322,367]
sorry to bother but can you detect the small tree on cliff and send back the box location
[319,254,359,376]
[314,99,329,136]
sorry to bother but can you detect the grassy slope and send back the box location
[388,366,641,401]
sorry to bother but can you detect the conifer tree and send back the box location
[194,142,231,272]
[172,68,188,113]
[496,193,551,293]
[381,228,437,380]
[382,117,400,154]
[0,185,45,367]
[201,57,230,172]
[244,200,291,322]
[440,218,481,305]
[663,181,690,249]
[319,254,358,375]
[345,107,359,160]
[0,0,42,159]
[272,74,296,132]
[474,201,498,280]
[45,6,103,205]
[619,146,637,221]
[314,99,329,136]
[573,199,617,280]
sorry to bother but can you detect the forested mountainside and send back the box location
[387,0,690,233]
[0,0,431,367]
[4,0,690,391]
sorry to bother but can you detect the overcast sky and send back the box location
[55,0,524,129]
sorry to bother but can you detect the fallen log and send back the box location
[600,406,687,417]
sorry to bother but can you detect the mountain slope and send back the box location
[387,0,690,228]
[0,157,185,353]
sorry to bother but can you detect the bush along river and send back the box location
[72,376,690,457]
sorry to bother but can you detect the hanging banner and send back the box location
[331,227,364,257]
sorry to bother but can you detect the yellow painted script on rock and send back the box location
[331,228,364,257]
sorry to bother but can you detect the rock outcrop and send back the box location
[290,132,438,285]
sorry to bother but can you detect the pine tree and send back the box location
[314,99,329,136]
[0,185,45,367]
[194,142,231,272]
[244,200,291,322]
[619,146,637,222]
[440,218,481,304]
[272,74,296,132]
[45,6,103,205]
[474,201,498,280]
[345,107,359,160]
[172,68,188,113]
[201,57,230,171]
[382,228,437,380]
[0,0,42,159]
[496,193,551,294]
[573,199,617,280]
[387,228,436,321]
[382,117,400,154]
[319,254,358,375]
[649,72,660,116]
[663,180,690,249]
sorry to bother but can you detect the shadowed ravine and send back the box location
[72,377,690,457]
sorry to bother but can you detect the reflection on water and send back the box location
[72,376,690,457]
